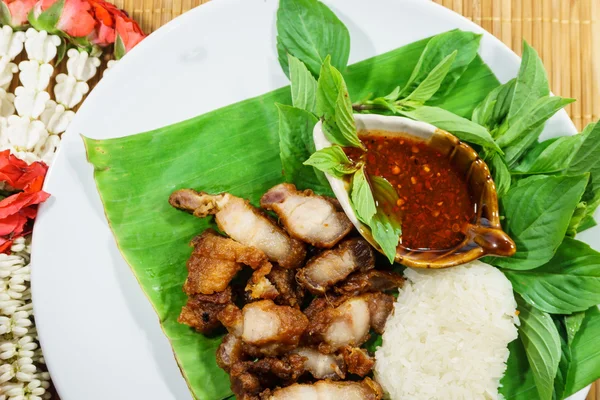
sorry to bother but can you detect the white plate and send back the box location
[30,0,598,399]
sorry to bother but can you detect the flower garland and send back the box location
[0,1,145,398]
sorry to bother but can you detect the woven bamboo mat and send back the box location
[92,1,599,399]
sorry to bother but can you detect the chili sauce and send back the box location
[345,131,476,251]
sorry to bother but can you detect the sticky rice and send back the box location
[374,261,519,400]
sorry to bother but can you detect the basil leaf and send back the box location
[276,0,350,77]
[304,145,358,179]
[401,30,482,99]
[472,78,516,131]
[497,96,575,149]
[553,318,571,400]
[516,295,561,400]
[512,134,585,175]
[276,104,332,195]
[487,152,512,198]
[402,51,458,104]
[507,41,550,121]
[350,166,376,224]
[504,238,600,314]
[568,123,600,200]
[398,106,501,152]
[565,312,586,345]
[369,176,402,263]
[567,202,589,237]
[500,339,540,400]
[564,306,600,397]
[503,125,545,168]
[288,54,318,113]
[490,174,589,270]
[317,57,362,148]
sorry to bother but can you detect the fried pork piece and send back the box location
[340,346,374,377]
[267,267,305,308]
[170,190,306,269]
[184,229,274,296]
[305,293,395,352]
[230,354,306,400]
[293,347,345,380]
[219,300,309,356]
[335,270,405,296]
[297,238,375,294]
[260,183,353,248]
[261,378,383,400]
[217,333,245,373]
[178,287,232,334]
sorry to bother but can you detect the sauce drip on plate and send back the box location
[345,130,476,251]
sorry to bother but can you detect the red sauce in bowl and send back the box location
[345,131,476,251]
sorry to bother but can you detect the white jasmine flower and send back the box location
[66,48,100,82]
[0,59,18,91]
[53,74,89,109]
[0,89,15,117]
[39,101,74,135]
[0,357,35,384]
[0,256,25,280]
[0,311,31,337]
[23,29,60,64]
[0,26,25,61]
[17,62,53,92]
[13,88,50,119]
[35,135,60,165]
[103,59,118,77]
[0,336,37,361]
[5,116,48,152]
[0,297,24,317]
[9,238,28,255]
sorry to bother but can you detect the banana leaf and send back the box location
[83,36,499,400]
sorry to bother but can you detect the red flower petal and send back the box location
[56,0,96,37]
[0,191,50,219]
[0,213,24,236]
[0,150,48,191]
[0,239,14,254]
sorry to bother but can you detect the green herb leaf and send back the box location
[398,105,501,152]
[500,339,540,400]
[564,306,600,397]
[277,104,332,195]
[516,295,561,400]
[503,125,545,168]
[512,134,585,175]
[565,312,586,345]
[276,0,350,77]
[304,145,358,179]
[0,2,11,26]
[507,41,550,121]
[288,54,318,113]
[350,166,376,224]
[553,318,571,400]
[504,238,600,314]
[472,78,516,130]
[487,152,512,198]
[490,174,589,270]
[317,57,362,148]
[401,30,482,99]
[369,176,402,263]
[578,214,598,233]
[496,96,575,149]
[402,51,458,104]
